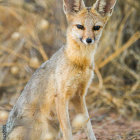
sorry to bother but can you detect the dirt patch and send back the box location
[73,112,140,140]
[1,107,139,140]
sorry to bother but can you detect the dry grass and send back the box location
[0,0,140,123]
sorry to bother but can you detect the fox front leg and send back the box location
[71,95,96,140]
[55,95,73,140]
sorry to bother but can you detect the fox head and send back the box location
[63,0,117,46]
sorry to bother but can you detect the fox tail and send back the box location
[0,125,6,140]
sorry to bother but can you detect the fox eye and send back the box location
[93,26,101,31]
[76,24,84,30]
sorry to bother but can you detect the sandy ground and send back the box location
[0,104,140,140]
[74,112,140,140]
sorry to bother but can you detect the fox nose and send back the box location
[86,38,92,44]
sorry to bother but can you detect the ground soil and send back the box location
[0,105,140,140]
[74,112,140,140]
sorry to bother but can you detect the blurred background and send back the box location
[0,0,140,139]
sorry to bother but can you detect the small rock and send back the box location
[29,57,40,68]
[72,114,87,129]
[44,132,54,140]
[38,19,49,30]
[11,32,20,40]
[0,110,9,124]
[11,66,19,75]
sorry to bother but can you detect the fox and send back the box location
[0,0,117,140]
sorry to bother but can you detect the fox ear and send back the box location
[63,0,85,14]
[94,0,117,16]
